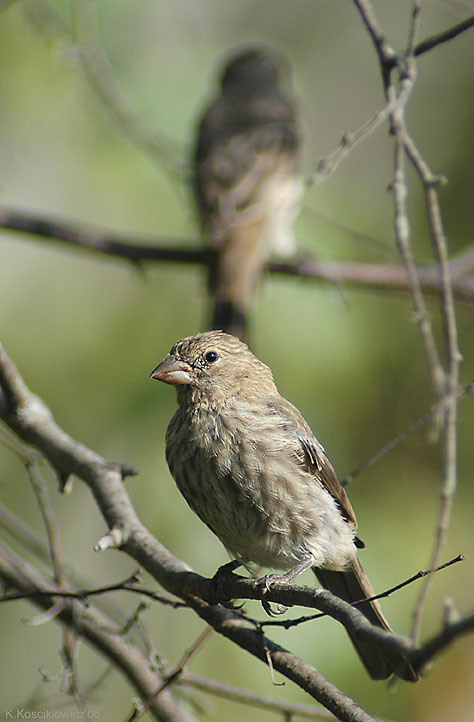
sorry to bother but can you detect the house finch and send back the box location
[193,45,302,339]
[151,330,417,682]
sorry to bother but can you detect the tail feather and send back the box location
[314,559,417,682]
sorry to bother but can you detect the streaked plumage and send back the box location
[151,330,417,682]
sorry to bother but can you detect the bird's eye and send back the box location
[205,351,218,364]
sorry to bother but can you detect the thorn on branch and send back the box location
[24,601,64,626]
[57,470,74,494]
[426,175,447,189]
[341,131,355,147]
[120,463,139,479]
[94,527,125,551]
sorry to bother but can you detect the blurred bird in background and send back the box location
[192,45,303,340]
[151,330,418,682]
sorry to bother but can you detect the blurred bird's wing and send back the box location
[196,119,301,249]
[195,105,301,338]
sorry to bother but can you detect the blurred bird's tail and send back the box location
[209,217,267,340]
[314,558,418,682]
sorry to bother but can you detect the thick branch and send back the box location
[0,206,202,264]
[413,613,474,669]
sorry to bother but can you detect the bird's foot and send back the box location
[256,560,314,616]
[256,573,288,616]
[210,559,241,606]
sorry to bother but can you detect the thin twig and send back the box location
[412,13,474,59]
[0,543,196,722]
[352,0,464,650]
[402,115,462,649]
[0,499,137,627]
[388,67,445,395]
[23,450,82,699]
[258,555,464,629]
[26,464,66,587]
[406,0,422,56]
[342,381,473,486]
[178,672,340,720]
[352,0,398,67]
[125,626,214,722]
[307,76,412,185]
[0,569,184,609]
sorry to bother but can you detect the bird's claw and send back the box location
[210,560,241,605]
[257,573,288,616]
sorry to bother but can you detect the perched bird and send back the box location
[193,45,302,339]
[150,330,417,682]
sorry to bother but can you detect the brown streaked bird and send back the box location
[193,45,302,340]
[151,330,418,682]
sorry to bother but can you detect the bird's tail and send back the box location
[209,217,267,341]
[314,558,417,682]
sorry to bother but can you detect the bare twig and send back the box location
[406,0,422,56]
[0,541,197,722]
[412,13,474,59]
[0,574,187,609]
[257,555,464,630]
[352,0,464,649]
[308,94,404,184]
[25,460,82,700]
[342,381,474,486]
[26,464,66,587]
[177,673,340,720]
[402,123,462,649]
[0,499,138,627]
[352,0,398,67]
[389,68,445,394]
[128,627,215,722]
[0,205,202,264]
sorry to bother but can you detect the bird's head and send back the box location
[150,330,275,402]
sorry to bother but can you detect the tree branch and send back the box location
[412,13,474,60]
[1,205,474,301]
[352,0,464,647]
[177,672,344,720]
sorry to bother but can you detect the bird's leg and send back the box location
[257,558,314,616]
[210,559,242,606]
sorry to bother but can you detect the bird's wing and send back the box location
[270,395,360,530]
[297,433,359,529]
[194,98,299,243]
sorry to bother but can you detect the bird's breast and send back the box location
[164,402,355,571]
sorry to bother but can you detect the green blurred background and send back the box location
[0,1,473,720]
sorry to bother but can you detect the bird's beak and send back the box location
[150,355,194,385]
